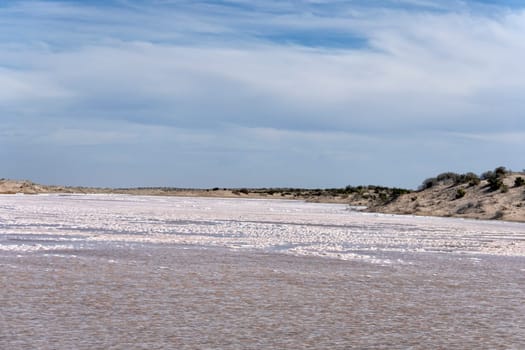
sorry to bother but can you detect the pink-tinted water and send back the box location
[1,195,524,349]
[1,245,524,349]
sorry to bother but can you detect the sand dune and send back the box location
[370,172,525,222]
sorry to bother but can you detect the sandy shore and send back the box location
[0,179,373,204]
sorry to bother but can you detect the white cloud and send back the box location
[4,9,525,133]
[42,128,136,146]
[448,131,525,144]
[0,68,72,102]
[1,1,524,187]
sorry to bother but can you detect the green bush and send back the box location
[488,176,503,191]
[482,166,509,192]
[436,172,461,184]
[455,188,466,199]
[481,170,494,180]
[515,177,525,187]
[468,177,481,187]
[462,172,480,186]
[494,166,507,176]
[421,171,482,190]
[420,177,438,190]
[493,210,505,219]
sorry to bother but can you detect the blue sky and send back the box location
[1,0,524,188]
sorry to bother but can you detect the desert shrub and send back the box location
[345,185,359,194]
[391,188,410,198]
[494,166,507,176]
[514,177,525,187]
[327,188,343,196]
[436,172,461,183]
[501,184,509,193]
[482,166,510,191]
[460,172,480,186]
[456,202,475,214]
[455,188,466,199]
[488,175,503,191]
[493,210,505,219]
[420,177,438,190]
[212,187,219,191]
[239,188,249,194]
[420,171,479,190]
[468,177,481,187]
[481,170,494,180]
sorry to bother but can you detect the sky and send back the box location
[1,0,524,189]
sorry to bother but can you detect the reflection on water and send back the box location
[1,194,524,348]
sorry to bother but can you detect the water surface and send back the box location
[1,194,524,349]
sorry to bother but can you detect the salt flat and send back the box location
[1,194,525,260]
[1,194,524,349]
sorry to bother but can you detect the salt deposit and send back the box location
[2,194,525,349]
[1,194,524,261]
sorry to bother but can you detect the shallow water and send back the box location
[1,194,524,349]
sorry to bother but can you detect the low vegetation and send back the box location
[420,171,480,190]
[418,166,518,193]
[222,185,411,205]
[372,166,525,222]
[2,165,524,222]
[455,188,466,199]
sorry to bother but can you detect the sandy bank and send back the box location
[368,172,525,223]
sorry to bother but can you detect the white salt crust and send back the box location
[1,194,524,262]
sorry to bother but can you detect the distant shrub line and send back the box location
[204,185,411,205]
[420,171,481,190]
[419,166,522,193]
